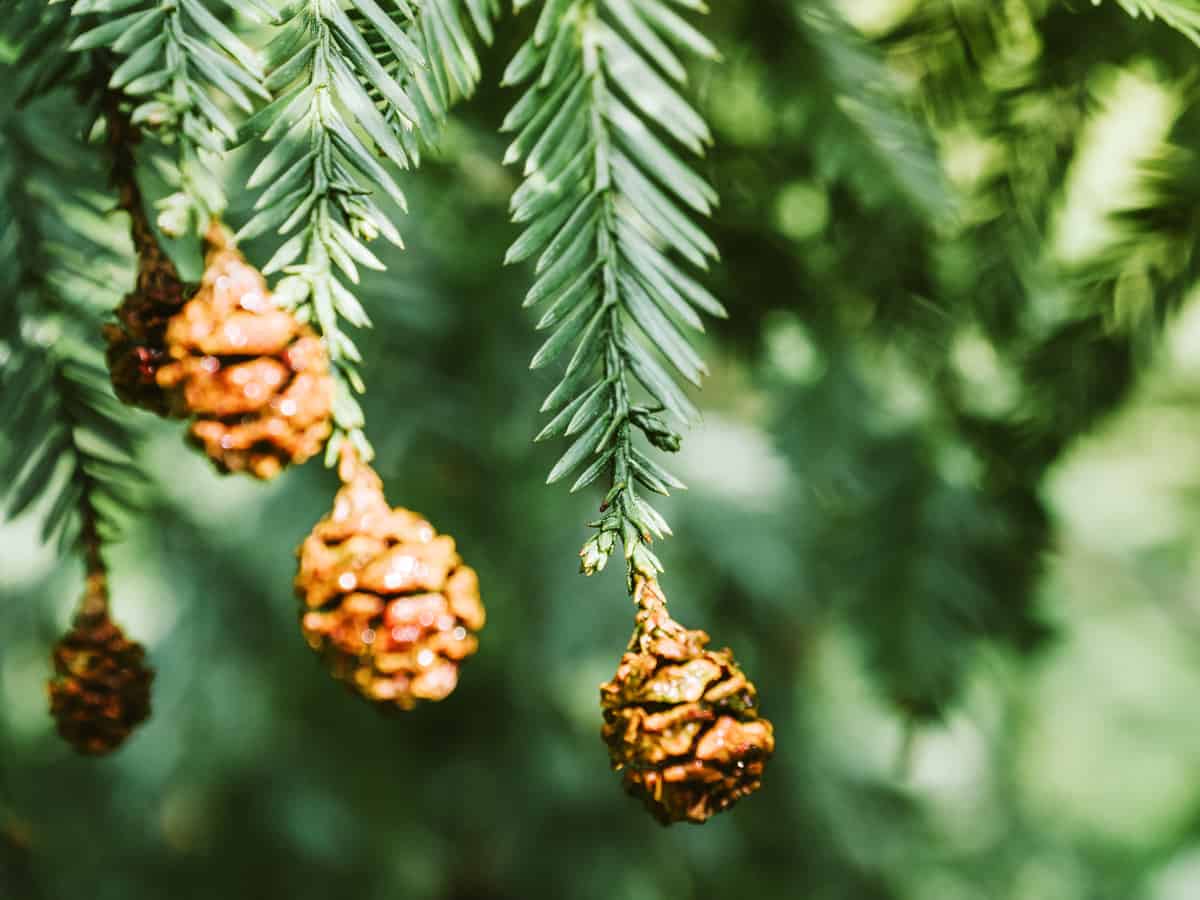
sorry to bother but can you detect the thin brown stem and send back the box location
[101,88,184,301]
[632,575,667,614]
[337,436,363,485]
[77,491,109,620]
[103,93,150,252]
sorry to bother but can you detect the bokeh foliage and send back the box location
[6,0,1200,897]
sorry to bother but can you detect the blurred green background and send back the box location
[8,0,1200,897]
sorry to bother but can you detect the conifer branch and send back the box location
[358,0,501,159]
[67,0,274,235]
[3,2,87,103]
[503,0,724,582]
[239,0,496,460]
[799,3,953,224]
[1097,0,1200,45]
[1073,143,1200,333]
[0,104,146,554]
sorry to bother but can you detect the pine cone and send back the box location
[48,611,153,756]
[600,578,774,825]
[154,224,334,479]
[103,98,192,414]
[103,190,190,415]
[296,454,485,710]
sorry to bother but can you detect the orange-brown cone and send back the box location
[48,610,153,756]
[154,224,334,478]
[600,578,774,825]
[296,452,485,710]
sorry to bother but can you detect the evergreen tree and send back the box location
[4,0,1200,897]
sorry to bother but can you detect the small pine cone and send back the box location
[48,612,153,756]
[600,578,775,825]
[296,455,485,710]
[155,224,334,479]
[104,214,190,415]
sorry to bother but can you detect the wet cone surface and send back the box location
[48,589,153,756]
[296,451,485,709]
[600,578,775,825]
[154,224,334,478]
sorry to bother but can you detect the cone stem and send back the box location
[202,218,233,255]
[103,92,150,256]
[78,492,109,619]
[337,437,366,485]
[101,88,182,289]
[632,575,668,615]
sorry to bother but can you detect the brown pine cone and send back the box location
[48,611,153,756]
[600,578,775,825]
[154,223,334,479]
[103,195,191,415]
[103,97,192,414]
[296,452,485,710]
